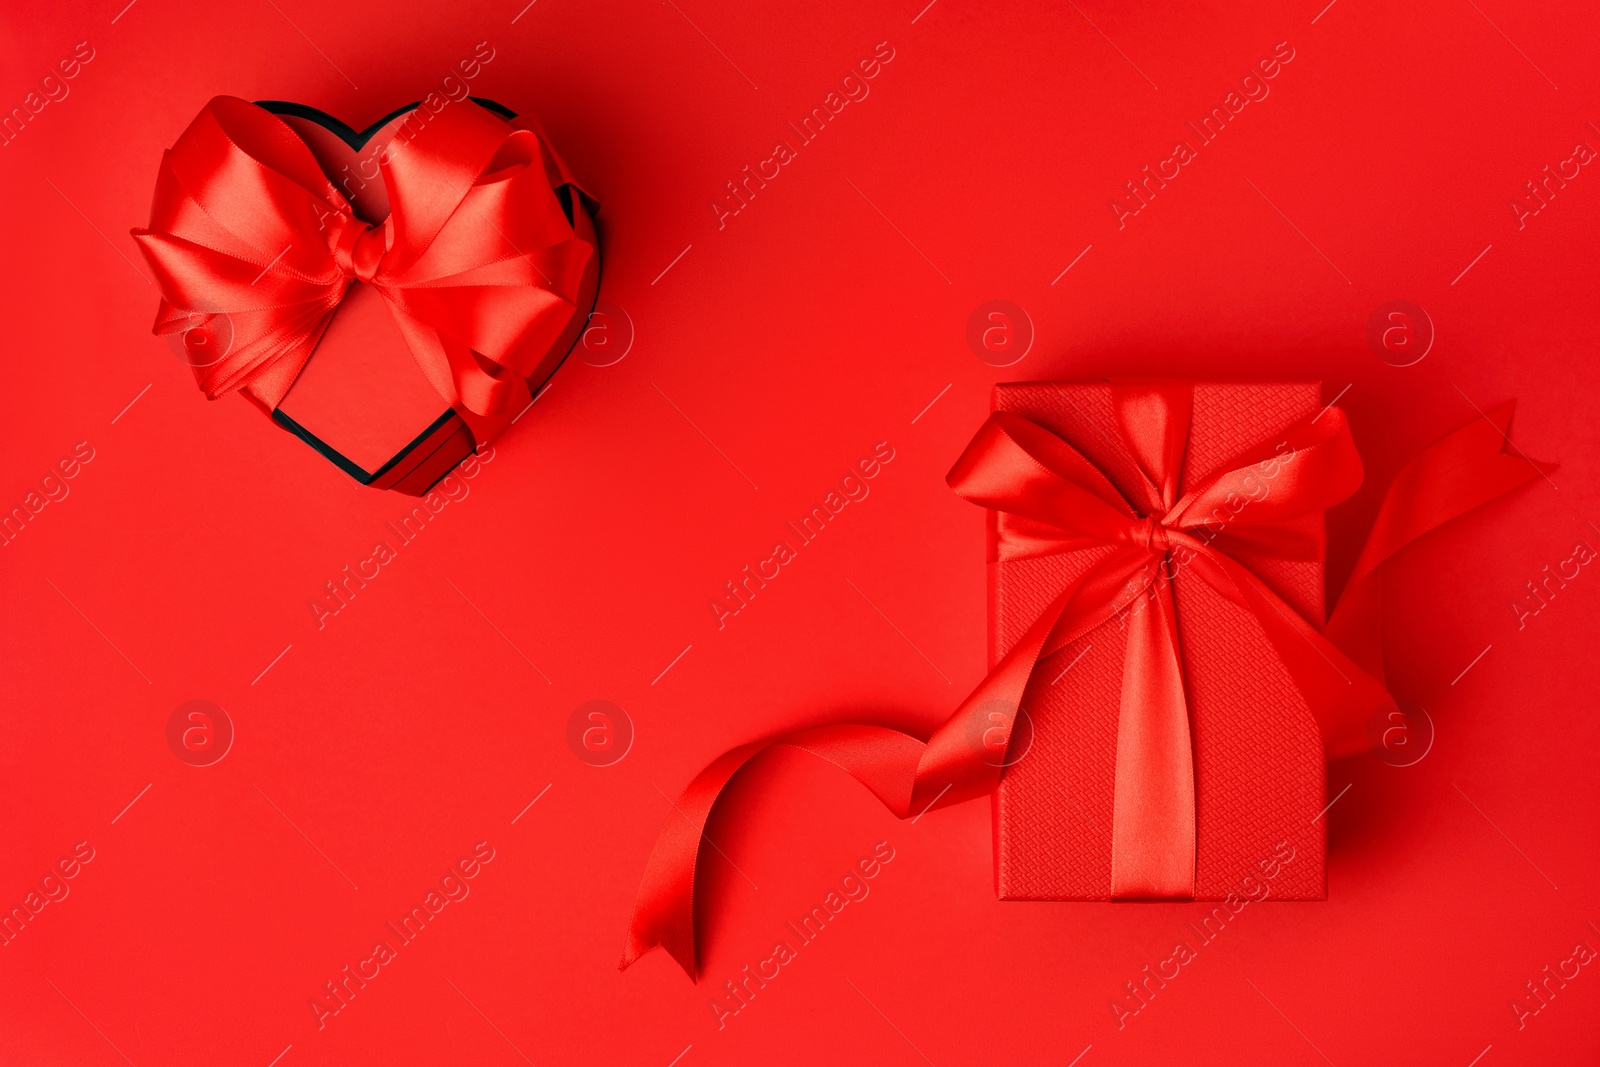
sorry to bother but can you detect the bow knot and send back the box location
[327,214,384,282]
[1124,515,1172,555]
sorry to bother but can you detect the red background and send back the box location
[3,1,1598,1064]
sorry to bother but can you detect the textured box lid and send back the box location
[991,381,1327,901]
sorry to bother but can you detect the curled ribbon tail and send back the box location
[619,727,924,978]
[619,560,1129,979]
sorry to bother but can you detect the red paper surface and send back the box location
[3,1,1598,1065]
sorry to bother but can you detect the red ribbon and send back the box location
[131,96,594,425]
[621,381,1553,978]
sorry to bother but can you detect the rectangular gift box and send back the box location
[265,99,600,495]
[991,381,1327,901]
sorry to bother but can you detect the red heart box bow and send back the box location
[132,95,600,493]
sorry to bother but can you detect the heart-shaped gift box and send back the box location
[134,96,600,494]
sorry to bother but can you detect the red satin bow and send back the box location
[131,96,594,419]
[621,381,1553,978]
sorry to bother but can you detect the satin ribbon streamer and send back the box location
[622,381,1552,978]
[132,96,593,424]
